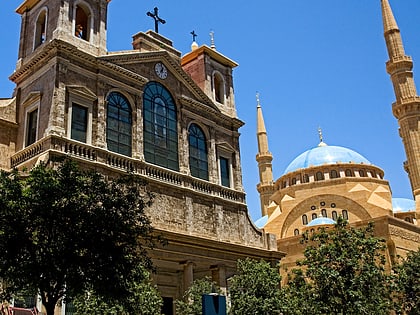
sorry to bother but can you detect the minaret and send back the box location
[382,0,420,212]
[256,94,275,216]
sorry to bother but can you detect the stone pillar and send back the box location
[209,128,217,184]
[182,261,194,292]
[211,265,227,296]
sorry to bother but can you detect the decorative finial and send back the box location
[318,127,327,146]
[318,127,323,143]
[147,7,166,33]
[256,92,261,107]
[210,30,216,50]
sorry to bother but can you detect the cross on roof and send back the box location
[191,30,197,42]
[147,7,166,33]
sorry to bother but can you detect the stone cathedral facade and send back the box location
[0,1,282,314]
[255,0,420,274]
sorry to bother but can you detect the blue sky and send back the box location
[1,1,420,221]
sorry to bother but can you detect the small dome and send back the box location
[392,198,415,212]
[307,217,336,227]
[284,144,371,174]
[254,215,268,228]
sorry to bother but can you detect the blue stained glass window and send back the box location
[188,124,208,180]
[143,82,179,171]
[106,92,132,156]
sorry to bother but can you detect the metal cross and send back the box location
[190,30,197,42]
[147,7,166,33]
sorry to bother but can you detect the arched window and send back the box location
[291,177,297,185]
[294,229,300,236]
[404,217,412,223]
[74,3,91,41]
[316,171,324,181]
[213,72,225,104]
[359,170,366,177]
[345,169,353,177]
[330,170,339,179]
[34,8,47,49]
[106,92,132,156]
[188,124,208,180]
[321,209,327,218]
[303,174,309,183]
[302,214,308,225]
[332,211,338,221]
[312,213,317,220]
[342,210,349,220]
[143,82,178,171]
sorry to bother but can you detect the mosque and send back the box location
[254,0,420,272]
[0,0,419,314]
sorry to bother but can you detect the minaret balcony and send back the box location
[386,56,413,74]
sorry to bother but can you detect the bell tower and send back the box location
[382,0,420,211]
[181,34,239,118]
[16,0,110,63]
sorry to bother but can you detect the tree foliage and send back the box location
[0,159,155,315]
[175,277,218,315]
[72,266,163,315]
[285,218,394,315]
[229,258,282,315]
[394,247,420,315]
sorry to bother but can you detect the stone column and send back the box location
[211,265,227,296]
[182,261,194,292]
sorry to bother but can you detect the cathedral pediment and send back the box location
[98,51,219,112]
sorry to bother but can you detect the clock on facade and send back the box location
[154,62,168,79]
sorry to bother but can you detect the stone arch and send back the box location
[280,194,372,238]
[212,70,225,104]
[73,1,93,41]
[34,7,48,49]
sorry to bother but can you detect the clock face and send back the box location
[154,62,168,79]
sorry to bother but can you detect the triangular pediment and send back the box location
[67,86,97,101]
[99,51,220,112]
[21,91,41,106]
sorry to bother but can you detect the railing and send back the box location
[10,136,245,204]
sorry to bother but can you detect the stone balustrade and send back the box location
[11,136,245,204]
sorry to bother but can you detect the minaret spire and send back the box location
[256,93,275,217]
[381,0,420,213]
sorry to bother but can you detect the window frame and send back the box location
[106,91,133,157]
[67,90,93,144]
[212,71,225,104]
[188,123,209,180]
[73,1,93,42]
[143,82,179,171]
[23,98,40,147]
[34,7,48,50]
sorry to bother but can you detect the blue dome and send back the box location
[254,215,268,228]
[392,198,415,212]
[307,217,336,227]
[284,144,371,174]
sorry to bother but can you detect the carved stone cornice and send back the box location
[389,225,420,242]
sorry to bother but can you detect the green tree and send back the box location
[73,266,163,315]
[175,277,218,315]
[394,247,420,315]
[0,159,155,315]
[289,218,394,315]
[229,258,282,315]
